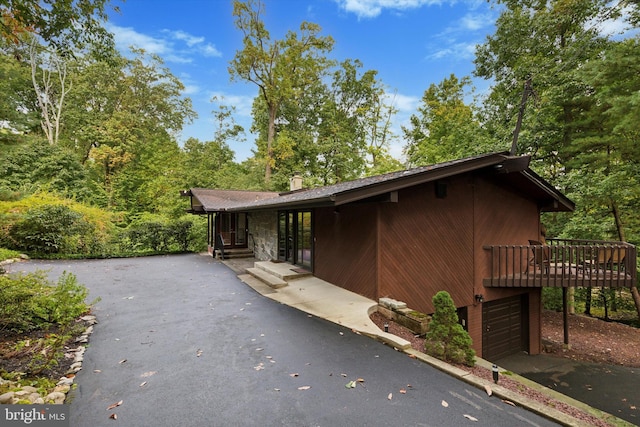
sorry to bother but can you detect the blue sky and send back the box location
[103,0,630,162]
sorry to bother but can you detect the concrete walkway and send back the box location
[237,261,411,350]
[223,257,632,427]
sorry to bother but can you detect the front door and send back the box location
[218,213,248,248]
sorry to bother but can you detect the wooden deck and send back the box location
[483,240,637,288]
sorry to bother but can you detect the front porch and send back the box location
[483,239,637,289]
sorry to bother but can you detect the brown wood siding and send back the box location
[472,177,542,358]
[378,177,475,314]
[313,205,378,299]
[473,177,540,303]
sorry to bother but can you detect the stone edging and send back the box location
[0,315,97,405]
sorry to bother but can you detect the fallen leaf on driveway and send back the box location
[345,381,356,389]
[463,414,478,421]
[388,393,393,400]
[289,373,299,377]
[118,359,127,364]
[484,385,492,396]
[399,389,407,394]
[109,413,117,420]
[107,400,123,410]
[357,378,365,383]
[441,400,449,407]
[196,349,203,357]
[139,381,147,387]
[298,386,311,391]
[502,400,516,407]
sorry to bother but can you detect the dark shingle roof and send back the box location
[188,189,279,212]
[188,152,574,213]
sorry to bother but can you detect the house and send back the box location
[183,152,636,361]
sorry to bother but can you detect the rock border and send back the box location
[0,314,97,405]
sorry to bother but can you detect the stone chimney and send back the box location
[289,173,303,191]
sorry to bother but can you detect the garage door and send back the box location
[482,295,528,361]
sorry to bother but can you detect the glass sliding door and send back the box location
[277,210,312,269]
[297,211,312,269]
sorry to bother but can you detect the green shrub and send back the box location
[117,214,197,253]
[0,271,89,334]
[542,287,564,311]
[0,193,115,257]
[8,204,84,254]
[424,291,476,366]
[0,248,20,262]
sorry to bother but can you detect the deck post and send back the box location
[562,287,571,349]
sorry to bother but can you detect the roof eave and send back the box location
[332,153,508,206]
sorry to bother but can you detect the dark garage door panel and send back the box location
[482,295,528,361]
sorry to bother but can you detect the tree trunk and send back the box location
[265,103,277,184]
[584,287,592,315]
[611,199,640,320]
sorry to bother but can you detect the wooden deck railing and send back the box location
[483,240,637,288]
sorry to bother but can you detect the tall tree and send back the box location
[365,88,401,175]
[63,48,196,208]
[180,99,243,189]
[0,0,114,57]
[28,37,72,145]
[229,0,334,185]
[474,0,611,166]
[403,74,492,166]
[0,40,39,142]
[475,0,640,317]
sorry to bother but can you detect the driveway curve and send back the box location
[7,255,558,426]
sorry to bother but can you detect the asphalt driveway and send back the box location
[7,255,558,426]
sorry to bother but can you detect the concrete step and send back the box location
[254,261,312,281]
[215,248,254,259]
[246,267,288,289]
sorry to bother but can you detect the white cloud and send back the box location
[385,91,420,113]
[458,12,494,31]
[589,5,639,39]
[201,44,222,58]
[182,84,201,96]
[209,92,256,118]
[107,24,222,63]
[423,8,495,62]
[427,41,478,61]
[108,24,170,55]
[170,30,205,47]
[334,0,445,19]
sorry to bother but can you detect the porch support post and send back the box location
[562,287,571,349]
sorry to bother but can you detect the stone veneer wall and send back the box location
[248,210,278,261]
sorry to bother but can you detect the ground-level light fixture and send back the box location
[492,364,499,384]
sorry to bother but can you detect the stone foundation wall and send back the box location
[249,210,278,261]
